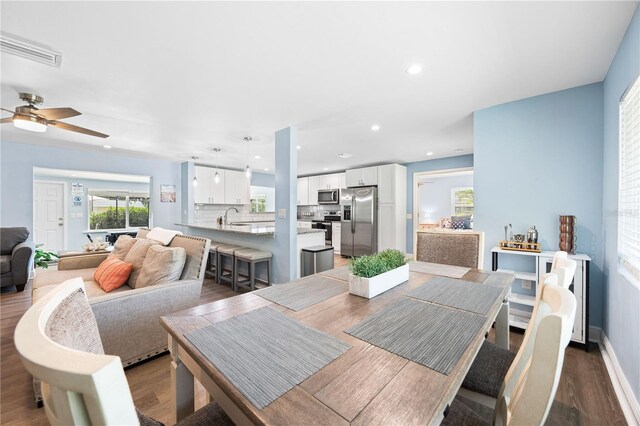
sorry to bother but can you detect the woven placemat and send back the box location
[345,298,485,375]
[185,307,350,409]
[409,261,470,278]
[407,276,504,315]
[255,275,347,311]
[318,265,351,282]
[482,272,514,288]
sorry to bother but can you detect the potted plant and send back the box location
[348,249,410,299]
[34,244,59,269]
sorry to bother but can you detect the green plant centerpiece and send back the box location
[348,249,410,299]
[34,244,59,269]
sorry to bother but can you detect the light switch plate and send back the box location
[278,209,287,219]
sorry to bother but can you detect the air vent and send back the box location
[0,33,62,67]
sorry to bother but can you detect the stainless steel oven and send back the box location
[311,220,332,245]
[318,189,340,204]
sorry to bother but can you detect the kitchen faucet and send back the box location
[223,207,239,225]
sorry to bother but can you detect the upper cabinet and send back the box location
[224,170,250,204]
[194,166,248,205]
[346,166,378,187]
[339,173,346,190]
[307,176,320,205]
[297,177,309,206]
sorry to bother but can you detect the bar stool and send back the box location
[234,248,272,291]
[205,242,224,280]
[216,245,244,287]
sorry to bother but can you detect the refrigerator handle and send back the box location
[351,196,356,234]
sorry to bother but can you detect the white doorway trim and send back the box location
[411,167,474,256]
[33,180,69,251]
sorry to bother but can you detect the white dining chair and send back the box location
[552,251,577,289]
[444,282,577,425]
[15,277,233,426]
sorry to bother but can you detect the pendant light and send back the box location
[212,148,221,183]
[243,137,252,180]
[191,156,199,186]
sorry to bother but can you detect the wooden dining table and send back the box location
[161,264,513,426]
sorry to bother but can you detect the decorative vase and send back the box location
[559,215,576,254]
[349,264,410,299]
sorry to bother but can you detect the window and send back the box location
[619,75,640,285]
[88,190,150,230]
[250,193,267,213]
[451,186,474,216]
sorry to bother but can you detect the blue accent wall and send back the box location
[474,83,605,327]
[602,4,640,404]
[1,140,181,240]
[403,154,474,253]
[251,171,275,188]
[274,127,298,282]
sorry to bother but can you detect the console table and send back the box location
[491,247,590,350]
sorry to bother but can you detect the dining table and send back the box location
[161,262,513,426]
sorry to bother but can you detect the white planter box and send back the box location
[349,264,410,299]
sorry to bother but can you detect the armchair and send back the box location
[0,227,35,292]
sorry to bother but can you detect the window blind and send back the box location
[619,75,640,284]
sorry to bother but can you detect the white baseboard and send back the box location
[596,328,640,425]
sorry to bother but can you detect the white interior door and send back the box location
[34,182,65,252]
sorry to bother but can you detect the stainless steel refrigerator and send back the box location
[340,186,377,257]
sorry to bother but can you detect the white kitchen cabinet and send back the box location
[491,248,590,348]
[194,166,212,204]
[194,166,225,204]
[319,174,341,190]
[339,173,346,190]
[224,170,250,204]
[378,164,404,204]
[307,176,320,205]
[297,177,309,205]
[346,166,378,187]
[332,223,341,254]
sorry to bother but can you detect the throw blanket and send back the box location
[146,227,183,246]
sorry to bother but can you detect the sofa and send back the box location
[1,227,36,292]
[32,228,210,366]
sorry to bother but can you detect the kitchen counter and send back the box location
[176,222,324,236]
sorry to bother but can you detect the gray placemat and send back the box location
[409,261,470,278]
[318,265,351,282]
[407,276,504,315]
[255,275,348,311]
[345,298,485,375]
[482,272,514,288]
[185,307,350,409]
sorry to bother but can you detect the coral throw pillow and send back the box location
[94,257,133,292]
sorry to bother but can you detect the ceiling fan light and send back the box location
[13,115,47,132]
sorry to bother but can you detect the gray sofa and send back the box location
[1,227,36,292]
[31,228,210,366]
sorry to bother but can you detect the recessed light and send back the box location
[264,168,269,171]
[103,145,112,149]
[454,148,463,153]
[371,124,380,132]
[406,64,423,75]
[426,152,434,156]
[337,153,353,159]
[297,145,301,150]
[254,155,261,159]
[324,167,329,171]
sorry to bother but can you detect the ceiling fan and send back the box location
[1,93,109,138]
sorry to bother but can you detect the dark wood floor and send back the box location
[0,257,626,425]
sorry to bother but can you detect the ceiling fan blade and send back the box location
[1,107,16,114]
[0,117,13,124]
[34,107,81,120]
[49,121,109,138]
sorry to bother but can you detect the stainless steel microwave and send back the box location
[318,189,340,204]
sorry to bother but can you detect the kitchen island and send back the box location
[175,222,325,281]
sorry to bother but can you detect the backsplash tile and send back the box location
[194,205,274,223]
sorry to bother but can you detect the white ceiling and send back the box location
[1,2,636,176]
